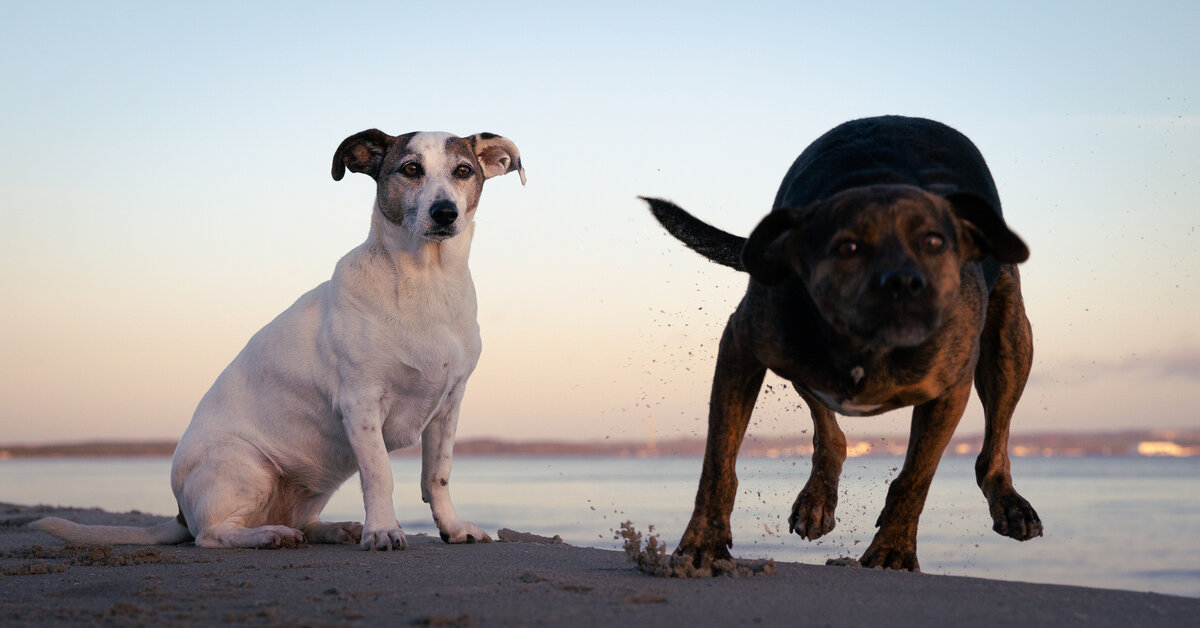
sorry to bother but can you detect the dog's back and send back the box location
[772,116,1002,215]
[646,116,1009,284]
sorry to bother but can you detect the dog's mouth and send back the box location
[423,227,457,241]
[872,319,939,347]
[849,301,942,348]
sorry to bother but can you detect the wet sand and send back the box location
[2,503,1197,626]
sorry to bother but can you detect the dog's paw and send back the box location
[988,490,1043,541]
[303,521,363,545]
[789,484,838,540]
[265,526,308,549]
[360,526,407,551]
[673,527,733,571]
[859,538,920,572]
[196,524,307,549]
[675,519,734,562]
[671,546,728,571]
[437,520,492,544]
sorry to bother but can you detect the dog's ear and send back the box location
[946,192,1030,263]
[742,208,803,285]
[468,133,526,185]
[332,129,393,181]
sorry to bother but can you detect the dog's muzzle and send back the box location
[850,268,940,347]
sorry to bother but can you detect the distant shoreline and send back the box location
[3,428,1197,459]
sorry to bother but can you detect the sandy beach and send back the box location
[2,503,1196,627]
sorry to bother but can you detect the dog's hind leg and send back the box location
[974,264,1042,541]
[861,378,973,571]
[175,451,307,549]
[675,320,766,569]
[788,391,846,540]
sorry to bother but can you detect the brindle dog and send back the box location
[642,115,1041,572]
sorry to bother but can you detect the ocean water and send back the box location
[2,455,1198,597]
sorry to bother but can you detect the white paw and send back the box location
[438,520,492,544]
[262,526,308,548]
[196,524,306,549]
[360,526,407,551]
[303,521,363,545]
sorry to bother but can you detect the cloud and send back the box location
[1030,346,1200,385]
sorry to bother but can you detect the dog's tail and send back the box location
[29,515,192,545]
[641,197,747,271]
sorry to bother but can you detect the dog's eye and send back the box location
[921,234,946,252]
[400,162,423,177]
[835,240,859,257]
[453,164,473,178]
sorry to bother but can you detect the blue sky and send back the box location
[1,1,1197,445]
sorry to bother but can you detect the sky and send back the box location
[1,1,1198,446]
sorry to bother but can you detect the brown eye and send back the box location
[921,234,945,252]
[836,240,859,257]
[453,164,473,178]
[401,162,422,177]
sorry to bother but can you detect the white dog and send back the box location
[31,129,525,550]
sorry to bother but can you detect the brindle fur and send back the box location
[643,116,1040,572]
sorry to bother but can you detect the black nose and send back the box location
[429,201,458,227]
[880,269,926,298]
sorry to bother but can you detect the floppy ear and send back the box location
[468,133,526,185]
[741,208,803,285]
[946,192,1030,264]
[332,129,393,181]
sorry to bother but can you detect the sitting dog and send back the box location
[32,129,525,549]
[642,115,1040,572]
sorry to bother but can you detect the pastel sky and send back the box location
[1,1,1197,446]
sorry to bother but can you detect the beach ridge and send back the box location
[2,503,1197,626]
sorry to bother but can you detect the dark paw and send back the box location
[669,545,734,577]
[859,539,920,572]
[440,531,450,543]
[788,487,837,540]
[990,492,1043,541]
[673,532,733,570]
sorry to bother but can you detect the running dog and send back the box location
[32,129,525,549]
[643,115,1040,572]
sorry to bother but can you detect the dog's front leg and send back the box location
[421,393,491,544]
[340,392,407,550]
[675,321,766,569]
[860,379,973,571]
[789,391,846,540]
[974,266,1042,541]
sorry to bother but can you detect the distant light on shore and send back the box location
[1136,441,1194,457]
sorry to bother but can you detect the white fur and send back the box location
[31,131,524,550]
[808,389,883,417]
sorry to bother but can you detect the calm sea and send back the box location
[3,455,1198,597]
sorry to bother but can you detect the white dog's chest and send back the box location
[375,319,481,449]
